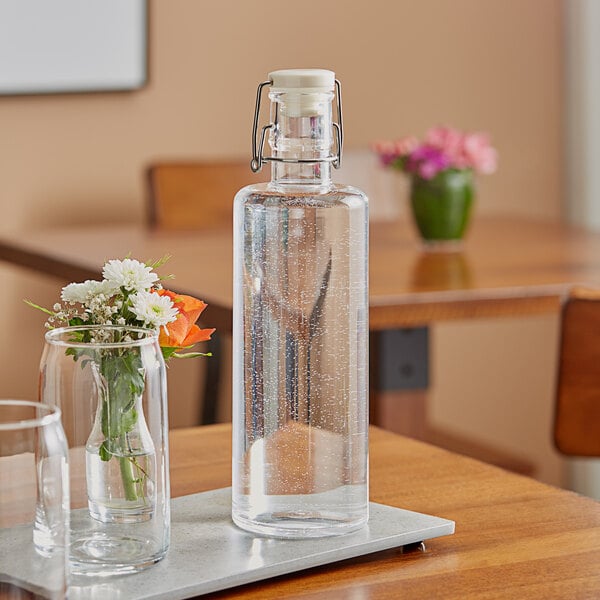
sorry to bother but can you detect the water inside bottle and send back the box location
[233,187,369,537]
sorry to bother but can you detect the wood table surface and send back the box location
[3,216,600,333]
[170,424,600,599]
[3,215,600,468]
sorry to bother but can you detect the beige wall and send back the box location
[0,1,565,481]
[1,0,562,228]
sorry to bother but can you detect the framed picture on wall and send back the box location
[0,0,147,95]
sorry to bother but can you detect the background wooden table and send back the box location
[3,217,600,332]
[170,424,600,599]
[2,216,600,473]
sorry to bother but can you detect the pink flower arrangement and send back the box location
[373,126,498,180]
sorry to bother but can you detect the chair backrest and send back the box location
[554,287,600,456]
[146,161,268,230]
[145,160,268,425]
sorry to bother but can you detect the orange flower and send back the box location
[156,289,215,348]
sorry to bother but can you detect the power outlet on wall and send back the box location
[376,327,429,391]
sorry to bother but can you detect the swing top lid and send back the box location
[268,69,335,93]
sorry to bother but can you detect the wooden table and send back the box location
[3,217,600,333]
[170,424,600,599]
[3,216,600,470]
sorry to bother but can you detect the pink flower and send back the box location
[406,145,451,180]
[372,137,419,167]
[425,126,463,154]
[371,139,399,166]
[426,127,497,174]
[393,136,419,156]
[462,133,498,174]
[425,127,466,167]
[372,126,497,177]
[372,139,396,155]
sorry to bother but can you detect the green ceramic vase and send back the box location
[410,170,474,242]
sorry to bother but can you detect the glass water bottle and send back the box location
[232,69,369,538]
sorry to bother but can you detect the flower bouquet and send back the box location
[373,126,498,243]
[31,257,214,523]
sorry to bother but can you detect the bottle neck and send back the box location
[268,91,334,190]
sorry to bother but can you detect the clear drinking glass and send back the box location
[232,70,369,538]
[40,326,170,576]
[0,400,69,600]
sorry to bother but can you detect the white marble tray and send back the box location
[9,487,455,599]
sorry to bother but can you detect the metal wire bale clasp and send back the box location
[250,79,344,173]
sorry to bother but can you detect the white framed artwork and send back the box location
[0,0,147,94]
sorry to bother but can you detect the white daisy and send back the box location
[102,258,159,292]
[129,291,178,328]
[60,279,117,304]
[61,281,94,304]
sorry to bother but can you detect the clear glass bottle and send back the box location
[232,69,369,538]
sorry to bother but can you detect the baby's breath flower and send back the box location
[46,303,85,328]
[130,291,178,329]
[102,259,158,292]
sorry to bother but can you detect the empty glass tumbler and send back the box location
[40,326,170,576]
[0,400,69,600]
[232,69,369,538]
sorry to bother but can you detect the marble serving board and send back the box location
[25,487,455,599]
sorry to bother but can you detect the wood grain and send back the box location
[1,216,595,469]
[3,217,600,333]
[554,289,600,456]
[170,424,600,599]
[146,161,268,231]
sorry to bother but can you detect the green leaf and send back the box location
[145,254,172,270]
[120,408,138,434]
[160,346,179,360]
[23,299,55,316]
[66,346,93,363]
[68,316,86,326]
[161,346,212,361]
[97,350,146,444]
[172,351,212,359]
[99,441,112,461]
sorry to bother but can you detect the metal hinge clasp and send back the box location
[250,78,344,173]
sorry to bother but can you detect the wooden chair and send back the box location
[146,160,267,424]
[554,287,600,456]
[147,161,266,231]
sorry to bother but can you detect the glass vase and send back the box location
[40,326,170,576]
[0,400,69,600]
[410,169,474,245]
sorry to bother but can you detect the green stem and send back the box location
[118,454,140,502]
[96,351,149,504]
